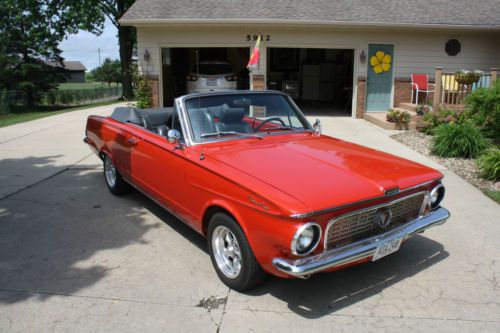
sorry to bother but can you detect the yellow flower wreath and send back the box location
[370,51,392,74]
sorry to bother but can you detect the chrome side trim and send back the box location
[289,179,441,219]
[273,207,450,277]
[323,191,427,249]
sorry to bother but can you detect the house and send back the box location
[47,61,87,83]
[120,0,500,119]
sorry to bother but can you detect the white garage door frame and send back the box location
[157,43,360,118]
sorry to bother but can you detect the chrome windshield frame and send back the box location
[176,90,313,147]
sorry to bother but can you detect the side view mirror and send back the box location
[313,119,322,136]
[167,129,181,143]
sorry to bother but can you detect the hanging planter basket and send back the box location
[454,72,481,85]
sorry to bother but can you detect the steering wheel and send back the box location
[254,117,287,132]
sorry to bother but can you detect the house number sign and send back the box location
[246,34,271,42]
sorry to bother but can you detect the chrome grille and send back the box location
[325,192,426,250]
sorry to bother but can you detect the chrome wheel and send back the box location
[104,156,117,188]
[212,225,242,279]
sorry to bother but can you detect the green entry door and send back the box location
[366,44,394,112]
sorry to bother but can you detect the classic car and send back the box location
[84,91,450,291]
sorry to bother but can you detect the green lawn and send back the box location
[58,82,122,91]
[0,100,124,128]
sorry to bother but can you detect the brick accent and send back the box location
[145,75,159,108]
[394,77,435,107]
[356,77,366,118]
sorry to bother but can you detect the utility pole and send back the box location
[98,48,101,67]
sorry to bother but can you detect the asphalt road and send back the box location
[0,104,499,332]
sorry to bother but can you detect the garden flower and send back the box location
[370,51,392,74]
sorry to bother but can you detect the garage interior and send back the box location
[160,47,354,116]
[267,48,354,116]
[161,47,250,106]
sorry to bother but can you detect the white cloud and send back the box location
[59,18,119,70]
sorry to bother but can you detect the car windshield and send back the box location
[192,64,233,75]
[184,93,312,143]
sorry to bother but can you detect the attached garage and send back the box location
[120,0,500,119]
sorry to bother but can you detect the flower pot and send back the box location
[455,73,480,85]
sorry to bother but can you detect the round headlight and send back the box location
[291,223,321,256]
[430,183,445,209]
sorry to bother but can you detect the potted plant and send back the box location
[386,108,400,123]
[454,70,482,85]
[397,111,412,130]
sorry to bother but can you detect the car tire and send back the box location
[208,213,266,291]
[103,155,131,195]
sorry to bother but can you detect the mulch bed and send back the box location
[391,131,499,194]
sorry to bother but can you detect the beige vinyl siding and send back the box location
[137,25,499,79]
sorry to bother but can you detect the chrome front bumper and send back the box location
[272,207,450,277]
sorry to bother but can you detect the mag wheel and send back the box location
[208,213,266,291]
[103,155,131,195]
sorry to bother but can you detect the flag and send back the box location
[247,35,261,71]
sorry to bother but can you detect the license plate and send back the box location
[207,79,217,86]
[372,237,403,261]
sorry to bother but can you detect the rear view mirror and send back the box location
[233,98,252,107]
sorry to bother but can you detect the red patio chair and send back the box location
[411,74,435,105]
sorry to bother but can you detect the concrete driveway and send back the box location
[1,105,499,332]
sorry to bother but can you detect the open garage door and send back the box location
[161,47,250,106]
[267,48,354,116]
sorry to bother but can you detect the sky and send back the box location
[59,18,119,71]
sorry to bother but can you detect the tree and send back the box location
[92,58,122,86]
[38,0,137,98]
[92,0,136,98]
[0,0,104,106]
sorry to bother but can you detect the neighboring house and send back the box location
[47,61,87,83]
[120,0,500,118]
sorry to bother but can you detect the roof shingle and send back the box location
[120,0,500,28]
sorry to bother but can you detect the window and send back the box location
[445,39,461,56]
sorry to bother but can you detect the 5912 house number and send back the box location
[246,34,271,42]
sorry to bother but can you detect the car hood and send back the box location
[203,135,442,213]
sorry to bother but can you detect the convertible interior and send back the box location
[110,104,258,140]
[111,106,175,137]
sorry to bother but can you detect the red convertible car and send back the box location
[84,91,449,291]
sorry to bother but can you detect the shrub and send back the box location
[0,89,11,115]
[464,80,500,142]
[431,122,491,158]
[476,148,500,181]
[416,104,431,116]
[135,76,152,109]
[421,107,464,134]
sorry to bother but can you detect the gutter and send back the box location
[118,18,500,31]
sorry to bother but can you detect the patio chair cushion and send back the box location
[442,75,459,92]
[411,74,430,91]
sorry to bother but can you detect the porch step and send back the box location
[398,103,417,112]
[363,112,417,130]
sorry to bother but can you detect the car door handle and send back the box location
[127,137,139,146]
